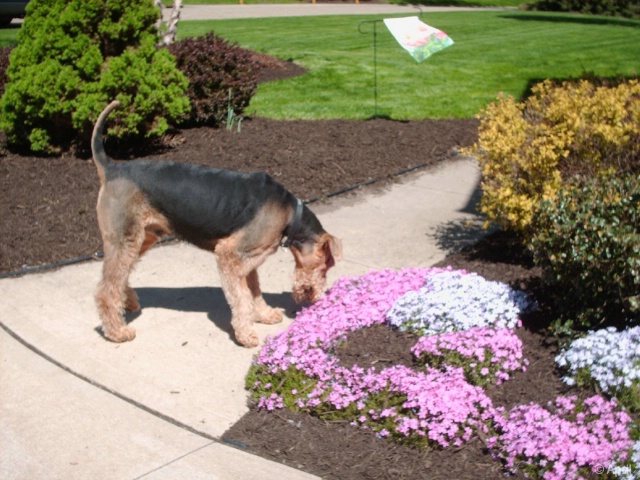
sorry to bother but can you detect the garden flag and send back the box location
[383,16,454,63]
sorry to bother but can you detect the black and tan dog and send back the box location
[91,101,342,347]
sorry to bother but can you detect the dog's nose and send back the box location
[293,285,322,304]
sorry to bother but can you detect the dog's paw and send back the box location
[104,326,136,343]
[256,307,284,325]
[236,329,259,348]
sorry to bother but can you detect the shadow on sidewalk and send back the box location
[429,181,495,254]
[117,286,298,342]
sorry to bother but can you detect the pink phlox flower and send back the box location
[380,408,397,418]
[258,393,284,411]
[369,365,496,448]
[411,327,527,385]
[255,269,438,382]
[488,395,633,479]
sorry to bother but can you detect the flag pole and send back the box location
[358,19,383,119]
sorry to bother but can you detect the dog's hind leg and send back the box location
[124,282,141,313]
[95,233,143,343]
[247,269,283,325]
[122,228,162,313]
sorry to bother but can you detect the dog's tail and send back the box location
[91,100,120,184]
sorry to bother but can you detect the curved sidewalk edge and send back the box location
[0,157,485,479]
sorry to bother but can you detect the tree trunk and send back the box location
[155,0,182,47]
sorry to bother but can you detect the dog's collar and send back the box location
[281,198,304,248]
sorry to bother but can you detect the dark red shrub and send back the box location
[0,46,14,97]
[167,33,260,127]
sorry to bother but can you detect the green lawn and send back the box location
[0,27,18,48]
[386,0,527,6]
[1,9,638,119]
[179,11,640,119]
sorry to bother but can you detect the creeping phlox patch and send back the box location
[412,326,528,387]
[611,440,640,480]
[488,395,633,480]
[556,326,640,409]
[251,268,499,448]
[387,269,534,335]
[254,268,429,377]
[248,268,633,477]
[350,365,494,448]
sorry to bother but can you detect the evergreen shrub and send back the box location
[0,0,189,153]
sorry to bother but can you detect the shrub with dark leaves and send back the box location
[529,174,640,335]
[0,46,13,97]
[529,0,640,18]
[168,32,260,127]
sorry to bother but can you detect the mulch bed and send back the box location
[1,53,585,479]
[0,111,478,274]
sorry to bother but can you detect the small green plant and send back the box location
[226,89,243,132]
[0,0,189,153]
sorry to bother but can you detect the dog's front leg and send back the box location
[214,245,260,348]
[247,269,284,325]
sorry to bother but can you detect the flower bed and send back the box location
[412,326,527,387]
[387,270,532,335]
[556,326,640,412]
[556,325,640,479]
[248,268,636,478]
[488,395,633,480]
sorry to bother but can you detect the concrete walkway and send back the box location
[1,158,486,480]
[1,5,489,480]
[171,3,496,21]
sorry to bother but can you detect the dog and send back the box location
[91,100,342,347]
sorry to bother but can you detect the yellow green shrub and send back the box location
[468,79,640,235]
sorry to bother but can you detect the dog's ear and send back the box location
[321,234,342,268]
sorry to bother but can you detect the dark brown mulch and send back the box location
[0,113,478,275]
[0,54,479,274]
[1,53,584,480]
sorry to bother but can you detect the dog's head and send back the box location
[290,232,342,304]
